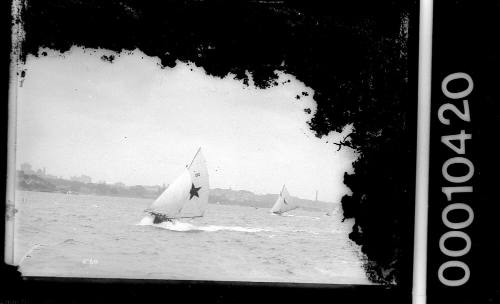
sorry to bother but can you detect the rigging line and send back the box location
[187,147,202,169]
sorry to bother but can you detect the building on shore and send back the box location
[70,175,92,184]
[20,163,36,175]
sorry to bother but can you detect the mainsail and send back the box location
[270,185,298,214]
[147,148,209,219]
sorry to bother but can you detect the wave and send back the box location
[287,229,320,235]
[18,236,85,265]
[62,238,77,244]
[136,216,266,233]
[18,243,45,265]
[292,215,321,220]
[281,214,321,220]
[137,215,155,225]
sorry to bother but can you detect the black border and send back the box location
[427,0,500,303]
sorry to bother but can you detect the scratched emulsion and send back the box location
[17,0,415,284]
[15,191,368,284]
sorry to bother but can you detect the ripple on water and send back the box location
[138,250,159,256]
[61,238,80,245]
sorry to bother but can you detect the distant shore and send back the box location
[16,171,337,213]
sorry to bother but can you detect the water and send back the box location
[12,191,369,284]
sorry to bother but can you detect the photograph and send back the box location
[5,0,417,291]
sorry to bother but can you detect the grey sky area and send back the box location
[16,47,357,203]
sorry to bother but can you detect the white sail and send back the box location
[270,185,297,214]
[148,148,209,219]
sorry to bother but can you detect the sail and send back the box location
[270,185,297,214]
[148,148,209,218]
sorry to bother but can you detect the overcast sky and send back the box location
[16,47,357,203]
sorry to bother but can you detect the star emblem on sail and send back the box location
[270,184,298,215]
[146,148,209,219]
[189,183,201,199]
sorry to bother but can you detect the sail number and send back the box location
[437,72,474,287]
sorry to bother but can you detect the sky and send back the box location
[16,46,357,203]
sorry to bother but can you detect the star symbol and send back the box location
[189,183,202,200]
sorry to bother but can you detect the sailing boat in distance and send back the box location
[270,184,298,215]
[144,148,209,224]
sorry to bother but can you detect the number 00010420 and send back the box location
[437,72,474,287]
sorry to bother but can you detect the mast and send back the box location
[187,147,202,168]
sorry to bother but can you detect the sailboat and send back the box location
[270,184,298,215]
[144,148,209,224]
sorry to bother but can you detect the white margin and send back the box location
[413,0,433,303]
[5,0,24,266]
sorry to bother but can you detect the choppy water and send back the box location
[12,191,369,284]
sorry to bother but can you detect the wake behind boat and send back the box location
[270,184,298,215]
[144,148,209,224]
